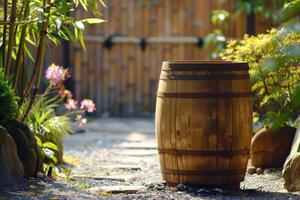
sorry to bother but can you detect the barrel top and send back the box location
[162,60,249,71]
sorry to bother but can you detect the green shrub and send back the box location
[0,69,17,125]
[221,28,300,129]
[20,94,73,153]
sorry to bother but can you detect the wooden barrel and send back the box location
[155,61,253,189]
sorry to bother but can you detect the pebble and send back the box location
[264,169,271,174]
[213,188,223,193]
[256,167,264,174]
[88,185,145,194]
[176,184,193,191]
[36,172,44,179]
[197,188,207,193]
[247,166,257,174]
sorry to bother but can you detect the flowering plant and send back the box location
[44,63,96,127]
[19,64,96,166]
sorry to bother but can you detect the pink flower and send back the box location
[64,99,77,110]
[60,89,73,100]
[45,64,70,86]
[80,99,96,113]
[76,115,87,127]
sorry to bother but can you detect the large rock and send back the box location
[4,119,43,177]
[283,153,300,191]
[250,126,296,168]
[282,126,300,191]
[0,126,24,186]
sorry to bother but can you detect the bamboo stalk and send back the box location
[5,0,18,74]
[21,0,50,120]
[14,2,29,89]
[19,50,25,97]
[2,0,7,68]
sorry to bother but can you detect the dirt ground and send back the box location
[1,118,300,200]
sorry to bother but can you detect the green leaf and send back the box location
[80,18,106,24]
[292,84,300,109]
[98,0,106,7]
[35,136,43,147]
[79,0,88,10]
[43,142,59,151]
[50,155,58,164]
[78,31,86,50]
[280,0,300,22]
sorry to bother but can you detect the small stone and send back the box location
[197,188,209,194]
[36,172,44,179]
[263,169,271,174]
[247,166,257,174]
[213,188,223,193]
[256,167,263,174]
[190,192,197,197]
[175,183,194,192]
[28,185,38,190]
[176,183,185,191]
[88,185,145,194]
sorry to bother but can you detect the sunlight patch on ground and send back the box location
[63,155,82,167]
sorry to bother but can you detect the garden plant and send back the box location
[221,0,300,130]
[221,0,300,174]
[0,0,105,184]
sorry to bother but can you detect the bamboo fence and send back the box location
[47,0,272,116]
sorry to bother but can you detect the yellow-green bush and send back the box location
[221,28,300,128]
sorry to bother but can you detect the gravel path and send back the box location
[1,118,300,200]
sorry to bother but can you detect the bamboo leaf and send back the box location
[78,31,86,50]
[80,18,106,24]
[98,0,106,7]
[43,142,59,151]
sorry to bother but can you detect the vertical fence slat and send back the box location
[64,0,273,116]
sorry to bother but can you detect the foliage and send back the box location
[279,0,300,21]
[0,68,17,125]
[18,64,96,168]
[35,136,59,166]
[204,30,227,59]
[0,0,104,175]
[0,0,105,123]
[19,94,73,151]
[205,0,290,59]
[221,28,300,129]
[235,0,287,20]
[211,10,231,25]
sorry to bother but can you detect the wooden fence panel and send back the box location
[48,0,274,116]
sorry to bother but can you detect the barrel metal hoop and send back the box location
[160,74,250,80]
[158,148,249,156]
[157,92,252,98]
[162,64,249,71]
[162,169,246,176]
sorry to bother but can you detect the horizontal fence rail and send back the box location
[83,36,237,44]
